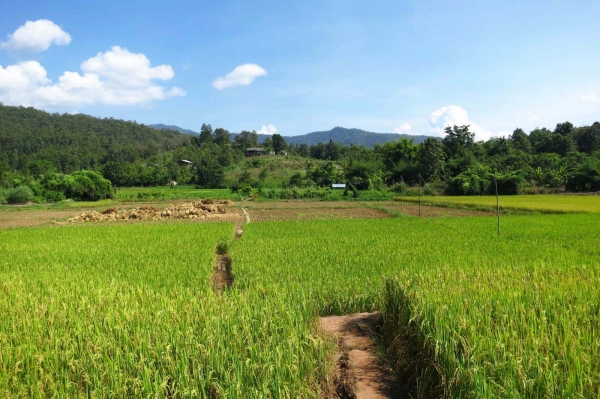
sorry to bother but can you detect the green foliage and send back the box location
[6,186,34,204]
[0,104,188,174]
[446,165,492,195]
[57,170,113,201]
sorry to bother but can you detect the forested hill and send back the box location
[0,105,189,173]
[284,127,432,146]
[150,124,432,147]
[148,124,199,136]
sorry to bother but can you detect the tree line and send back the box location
[1,103,599,200]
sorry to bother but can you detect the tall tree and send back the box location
[233,130,259,152]
[442,125,475,159]
[213,128,231,146]
[198,123,214,145]
[272,134,287,154]
[419,138,445,182]
[510,128,532,153]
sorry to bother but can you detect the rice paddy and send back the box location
[402,194,600,214]
[0,198,599,398]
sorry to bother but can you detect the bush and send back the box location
[446,166,491,195]
[43,190,66,203]
[6,186,34,204]
[494,172,526,195]
[58,170,113,201]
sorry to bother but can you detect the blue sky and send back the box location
[1,0,599,139]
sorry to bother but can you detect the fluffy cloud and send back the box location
[0,46,185,107]
[212,64,267,90]
[393,123,411,134]
[429,105,494,141]
[257,124,277,134]
[581,93,598,102]
[0,19,71,54]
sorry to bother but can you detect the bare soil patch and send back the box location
[320,312,402,399]
[0,209,80,229]
[213,255,233,292]
[379,203,493,218]
[250,207,391,222]
[245,201,361,210]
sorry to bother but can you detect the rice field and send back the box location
[114,187,240,201]
[402,194,600,213]
[1,205,599,397]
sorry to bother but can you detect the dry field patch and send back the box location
[249,207,391,222]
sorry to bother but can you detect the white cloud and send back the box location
[498,130,512,137]
[581,93,598,102]
[81,46,175,87]
[0,46,185,107]
[257,124,277,134]
[393,123,411,134]
[0,19,71,54]
[429,105,494,141]
[212,64,267,90]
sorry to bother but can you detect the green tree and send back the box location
[272,134,287,154]
[510,128,532,153]
[198,123,214,145]
[442,125,475,159]
[419,138,445,182]
[213,128,231,146]
[233,131,259,152]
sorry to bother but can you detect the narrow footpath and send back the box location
[320,312,403,399]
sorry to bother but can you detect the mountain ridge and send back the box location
[148,124,433,147]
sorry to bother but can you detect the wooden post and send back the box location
[400,175,404,211]
[494,173,500,237]
[418,174,422,218]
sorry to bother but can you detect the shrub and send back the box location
[57,170,113,201]
[494,172,526,195]
[43,190,66,203]
[6,186,34,204]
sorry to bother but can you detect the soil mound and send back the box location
[67,200,234,223]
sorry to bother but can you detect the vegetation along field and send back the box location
[402,194,600,214]
[1,201,599,397]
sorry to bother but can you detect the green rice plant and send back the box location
[215,241,229,255]
[402,194,600,214]
[231,215,600,398]
[1,212,599,397]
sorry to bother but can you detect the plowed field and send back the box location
[248,207,391,222]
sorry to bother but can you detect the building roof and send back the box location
[246,147,264,151]
[178,159,193,164]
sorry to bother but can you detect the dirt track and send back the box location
[321,312,401,399]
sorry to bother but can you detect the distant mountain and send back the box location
[285,127,432,147]
[150,124,433,147]
[149,124,199,136]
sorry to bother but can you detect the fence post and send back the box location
[418,173,422,218]
[495,173,500,237]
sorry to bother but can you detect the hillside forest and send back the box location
[1,104,599,202]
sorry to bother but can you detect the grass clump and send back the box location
[215,241,229,255]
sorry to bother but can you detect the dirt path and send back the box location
[320,312,402,399]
